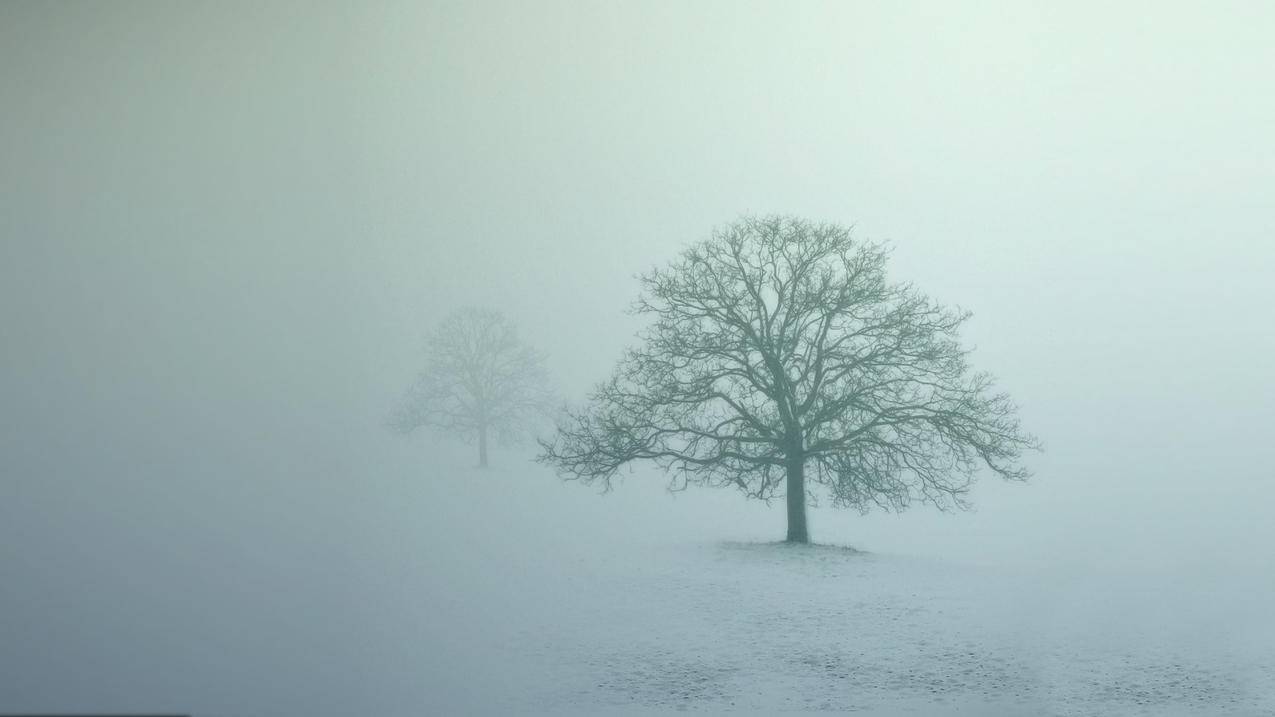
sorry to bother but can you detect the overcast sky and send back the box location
[3,1,1274,712]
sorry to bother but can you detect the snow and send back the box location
[497,543,1275,709]
[362,446,1275,716]
[3,440,1272,716]
[439,543,1273,715]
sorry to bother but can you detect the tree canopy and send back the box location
[539,216,1039,542]
[392,307,553,467]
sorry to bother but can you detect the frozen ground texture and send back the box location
[492,542,1274,715]
[3,445,1273,716]
[387,455,1275,716]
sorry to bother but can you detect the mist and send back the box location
[3,2,1273,714]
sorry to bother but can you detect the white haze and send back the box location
[2,2,1274,715]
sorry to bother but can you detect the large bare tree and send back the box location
[392,307,553,468]
[539,216,1039,543]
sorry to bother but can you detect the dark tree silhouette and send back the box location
[392,307,553,468]
[539,216,1039,543]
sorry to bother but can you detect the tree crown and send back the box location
[392,307,553,445]
[540,215,1039,513]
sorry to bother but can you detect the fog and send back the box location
[3,2,1274,714]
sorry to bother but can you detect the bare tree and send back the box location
[539,216,1039,543]
[391,307,553,468]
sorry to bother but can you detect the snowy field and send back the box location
[402,467,1275,716]
[3,439,1273,716]
[463,544,1274,715]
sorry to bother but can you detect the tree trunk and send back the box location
[785,455,809,543]
[477,423,489,469]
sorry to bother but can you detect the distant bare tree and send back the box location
[391,307,553,468]
[539,216,1039,543]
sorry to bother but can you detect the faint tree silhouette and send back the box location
[392,307,554,468]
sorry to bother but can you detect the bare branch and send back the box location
[538,215,1039,531]
[391,308,555,464]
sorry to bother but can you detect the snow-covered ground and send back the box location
[349,444,1275,716]
[3,439,1273,716]
[474,542,1274,715]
